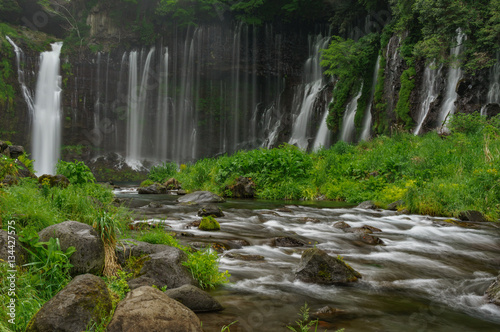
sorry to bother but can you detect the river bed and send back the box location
[115,189,500,331]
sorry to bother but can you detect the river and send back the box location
[115,189,500,331]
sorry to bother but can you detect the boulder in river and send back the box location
[198,204,225,217]
[132,247,196,290]
[165,284,223,313]
[224,176,256,198]
[163,177,181,190]
[271,236,307,247]
[199,216,221,231]
[295,248,361,284]
[26,274,112,332]
[486,274,500,306]
[138,183,167,194]
[107,286,203,332]
[458,210,488,222]
[356,201,377,209]
[177,191,225,204]
[38,221,105,276]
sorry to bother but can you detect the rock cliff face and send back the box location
[1,6,498,169]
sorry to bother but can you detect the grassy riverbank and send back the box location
[148,114,500,221]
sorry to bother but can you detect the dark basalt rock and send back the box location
[224,176,256,198]
[333,221,351,230]
[26,274,112,332]
[138,183,167,195]
[4,145,24,159]
[165,284,223,313]
[177,191,225,204]
[458,210,488,222]
[486,274,500,306]
[107,286,203,332]
[295,248,361,284]
[271,236,307,247]
[38,221,105,276]
[198,204,225,217]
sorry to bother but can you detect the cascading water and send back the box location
[288,34,330,150]
[481,53,500,116]
[340,83,363,142]
[414,61,442,135]
[312,95,333,151]
[6,36,35,114]
[438,30,465,128]
[32,42,63,175]
[126,48,155,168]
[360,54,381,141]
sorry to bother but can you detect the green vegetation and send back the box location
[137,227,230,289]
[56,160,96,185]
[146,115,500,220]
[394,65,416,129]
[148,161,178,183]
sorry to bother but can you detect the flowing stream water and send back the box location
[115,189,500,331]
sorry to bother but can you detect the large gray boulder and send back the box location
[138,184,167,195]
[486,274,500,305]
[26,274,112,332]
[128,247,196,290]
[38,221,104,276]
[0,230,29,265]
[177,191,225,204]
[107,286,203,332]
[295,248,362,284]
[165,284,223,313]
[116,239,176,265]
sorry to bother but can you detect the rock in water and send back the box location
[295,248,361,284]
[177,191,225,204]
[198,204,225,217]
[165,284,223,312]
[486,274,500,305]
[163,178,181,190]
[107,286,203,332]
[224,176,256,198]
[356,201,377,209]
[458,210,488,222]
[138,184,167,195]
[38,221,104,276]
[26,274,112,332]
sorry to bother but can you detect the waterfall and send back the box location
[438,30,466,127]
[413,61,442,135]
[289,34,330,150]
[6,36,35,114]
[156,47,169,161]
[481,54,500,116]
[340,83,363,143]
[126,48,157,168]
[312,96,333,151]
[360,55,381,141]
[32,42,63,175]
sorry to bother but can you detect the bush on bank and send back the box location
[152,114,500,221]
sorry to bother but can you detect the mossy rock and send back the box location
[199,216,220,231]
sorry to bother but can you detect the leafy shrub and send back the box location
[137,228,183,248]
[56,160,95,185]
[140,179,155,187]
[148,162,178,183]
[182,249,230,290]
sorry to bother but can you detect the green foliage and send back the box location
[182,248,230,289]
[394,66,416,129]
[286,303,319,332]
[137,227,184,248]
[0,155,20,181]
[321,34,380,133]
[148,162,178,183]
[199,215,221,231]
[140,179,155,187]
[103,269,132,306]
[56,160,95,185]
[0,263,45,331]
[372,55,388,135]
[19,229,75,298]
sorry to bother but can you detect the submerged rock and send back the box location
[271,236,306,247]
[165,284,223,312]
[486,274,500,306]
[107,286,202,332]
[333,221,351,230]
[26,274,112,332]
[177,191,225,204]
[38,221,104,276]
[295,248,361,284]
